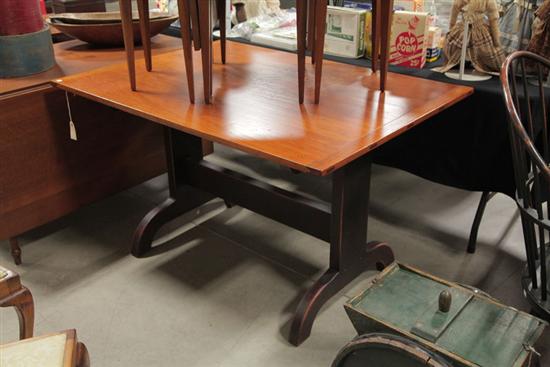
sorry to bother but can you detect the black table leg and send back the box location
[289,156,394,346]
[131,127,212,257]
[131,128,395,345]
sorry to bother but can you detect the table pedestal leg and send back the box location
[289,157,394,346]
[131,128,212,257]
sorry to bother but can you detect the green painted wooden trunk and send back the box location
[345,263,547,367]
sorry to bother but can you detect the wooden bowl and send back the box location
[46,14,178,46]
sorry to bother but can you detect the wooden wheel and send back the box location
[332,333,452,367]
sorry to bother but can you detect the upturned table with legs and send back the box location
[53,41,472,345]
[119,0,393,105]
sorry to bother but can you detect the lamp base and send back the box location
[444,70,492,82]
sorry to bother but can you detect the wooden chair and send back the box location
[297,0,394,104]
[501,50,550,320]
[0,329,90,367]
[0,265,34,340]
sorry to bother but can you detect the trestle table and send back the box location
[52,41,473,346]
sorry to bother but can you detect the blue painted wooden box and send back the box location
[344,263,547,367]
[0,25,56,78]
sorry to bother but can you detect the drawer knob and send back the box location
[439,290,452,313]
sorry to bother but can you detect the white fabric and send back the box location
[0,334,67,367]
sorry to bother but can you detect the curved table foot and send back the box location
[132,197,184,257]
[289,241,394,346]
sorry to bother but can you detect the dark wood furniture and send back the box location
[0,266,34,340]
[53,41,472,346]
[501,51,550,321]
[0,36,184,264]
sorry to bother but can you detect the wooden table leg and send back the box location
[189,0,201,50]
[296,0,307,104]
[132,128,212,257]
[198,0,213,103]
[177,0,196,103]
[216,0,227,64]
[137,0,152,72]
[371,0,382,73]
[2,286,35,339]
[289,156,395,346]
[307,0,317,65]
[313,0,327,104]
[119,0,136,91]
[9,237,22,265]
[379,0,394,91]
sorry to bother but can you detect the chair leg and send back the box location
[379,0,393,91]
[9,237,22,265]
[467,191,495,254]
[177,0,195,103]
[313,0,327,104]
[119,0,136,91]
[2,286,35,339]
[296,0,307,104]
[137,0,152,71]
[76,342,91,367]
[198,0,213,103]
[216,0,226,64]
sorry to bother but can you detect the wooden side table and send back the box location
[0,266,34,340]
[120,0,393,105]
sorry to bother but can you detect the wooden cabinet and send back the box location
[0,35,181,263]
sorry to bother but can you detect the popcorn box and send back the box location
[389,11,429,68]
[324,6,367,58]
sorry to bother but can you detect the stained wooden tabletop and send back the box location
[52,41,473,176]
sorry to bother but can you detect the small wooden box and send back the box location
[345,263,547,367]
[52,0,106,13]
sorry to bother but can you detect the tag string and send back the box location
[65,91,74,122]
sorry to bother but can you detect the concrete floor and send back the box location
[1,145,549,366]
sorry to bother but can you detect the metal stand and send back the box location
[131,127,395,346]
[445,17,492,82]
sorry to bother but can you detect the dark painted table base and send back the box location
[131,127,395,346]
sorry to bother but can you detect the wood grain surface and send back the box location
[53,41,473,176]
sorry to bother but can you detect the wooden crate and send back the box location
[345,263,547,367]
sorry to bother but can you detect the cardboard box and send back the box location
[425,26,441,62]
[324,6,366,58]
[389,11,428,68]
[394,0,424,12]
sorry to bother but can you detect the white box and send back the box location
[324,6,366,58]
